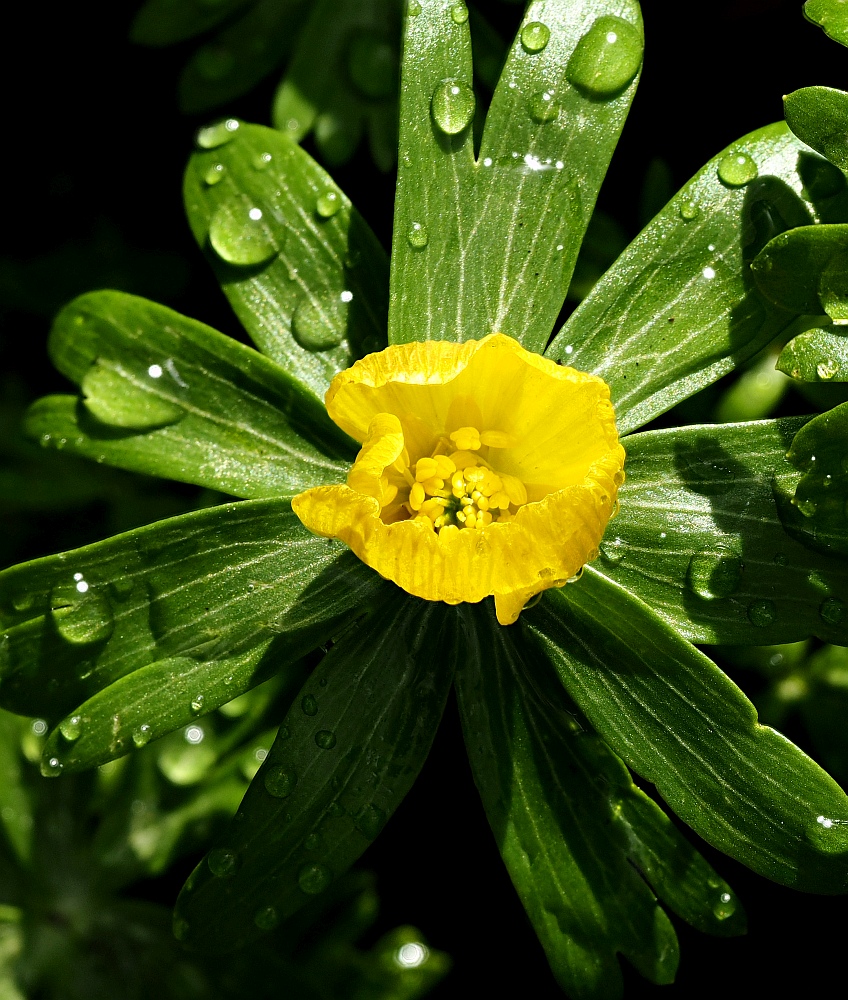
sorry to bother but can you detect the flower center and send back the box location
[380,424,529,532]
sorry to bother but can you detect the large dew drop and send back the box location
[196,118,240,149]
[431,79,476,135]
[50,582,114,645]
[566,16,642,98]
[747,598,777,627]
[717,152,758,187]
[520,21,551,54]
[528,89,559,124]
[207,847,239,877]
[208,203,278,266]
[298,862,332,895]
[264,765,297,798]
[686,548,743,600]
[292,299,346,352]
[81,360,185,432]
[407,222,429,248]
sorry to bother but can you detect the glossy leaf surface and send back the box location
[804,0,848,47]
[456,604,743,998]
[751,223,848,315]
[784,86,848,171]
[175,595,454,952]
[778,326,848,381]
[600,418,848,644]
[25,291,353,498]
[549,123,819,434]
[271,0,401,172]
[179,0,310,113]
[0,501,387,758]
[528,573,848,892]
[778,402,848,559]
[184,123,389,401]
[0,713,33,865]
[390,0,643,353]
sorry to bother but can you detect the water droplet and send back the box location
[793,496,818,518]
[190,694,205,715]
[450,3,468,24]
[208,203,278,266]
[355,804,385,839]
[408,0,421,14]
[42,756,63,778]
[196,119,240,149]
[820,597,846,626]
[528,89,559,124]
[278,725,291,742]
[132,724,152,748]
[566,16,643,98]
[173,917,190,941]
[203,163,225,186]
[702,266,716,280]
[301,694,318,716]
[520,21,551,54]
[347,35,397,99]
[431,79,476,135]
[686,547,743,600]
[713,891,737,921]
[315,730,337,750]
[747,599,777,627]
[407,221,429,248]
[816,359,838,380]
[264,765,297,798]
[328,801,345,818]
[291,299,346,352]
[252,152,272,171]
[59,715,82,742]
[254,905,279,931]
[679,199,700,220]
[304,832,321,851]
[50,582,114,645]
[599,537,627,565]
[717,152,758,187]
[316,189,342,218]
[208,847,239,877]
[298,862,332,895]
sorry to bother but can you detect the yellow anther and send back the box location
[480,430,518,449]
[415,457,439,482]
[450,426,482,451]
[490,491,510,510]
[421,476,445,495]
[501,474,528,507]
[449,450,479,470]
[497,510,514,523]
[380,482,398,507]
[420,497,447,519]
[460,496,473,507]
[451,471,466,491]
[476,496,490,511]
[456,510,467,523]
[465,466,485,484]
[478,511,493,527]
[433,454,457,478]
[409,482,425,510]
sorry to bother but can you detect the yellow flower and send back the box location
[292,333,625,625]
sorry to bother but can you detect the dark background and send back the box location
[2,0,846,996]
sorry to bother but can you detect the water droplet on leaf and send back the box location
[190,694,205,715]
[203,163,225,185]
[208,848,239,877]
[679,199,700,220]
[132,724,152,748]
[520,21,551,54]
[316,190,342,218]
[298,862,332,895]
[528,89,559,124]
[301,694,318,716]
[59,715,82,742]
[196,119,240,149]
[450,3,468,24]
[431,79,475,135]
[42,756,63,777]
[717,152,758,187]
[599,537,627,565]
[315,730,337,750]
[50,582,114,645]
[820,597,845,626]
[209,203,278,266]
[254,905,279,930]
[686,547,743,600]
[566,16,643,98]
[355,804,386,839]
[264,765,297,798]
[747,599,777,627]
[252,152,272,171]
[713,891,737,921]
[407,222,429,248]
[291,299,346,352]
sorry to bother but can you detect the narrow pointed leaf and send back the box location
[599,418,848,644]
[548,123,819,434]
[751,223,848,315]
[778,326,848,381]
[179,0,310,114]
[130,0,255,47]
[389,0,643,352]
[175,595,455,952]
[0,713,33,865]
[184,122,389,401]
[777,401,848,559]
[0,500,387,739]
[784,86,848,171]
[457,605,742,998]
[528,572,848,892]
[24,291,352,498]
[271,0,400,170]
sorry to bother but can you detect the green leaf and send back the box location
[751,223,848,315]
[548,123,817,435]
[779,326,848,381]
[0,713,33,866]
[600,418,848,644]
[455,603,743,998]
[23,291,353,498]
[271,0,401,172]
[130,0,255,47]
[712,350,789,422]
[174,594,455,952]
[784,86,848,171]
[184,122,389,401]
[777,401,848,559]
[528,572,848,892]
[804,0,848,47]
[389,0,643,352]
[178,0,310,113]
[0,500,389,759]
